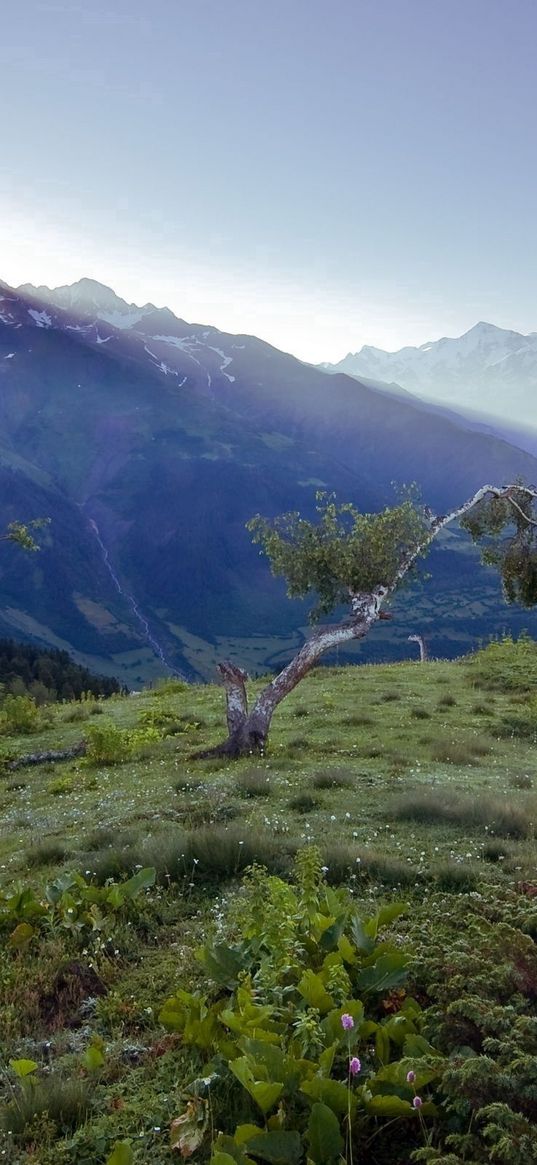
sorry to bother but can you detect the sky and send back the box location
[2,0,537,362]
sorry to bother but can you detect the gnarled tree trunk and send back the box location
[200,593,388,757]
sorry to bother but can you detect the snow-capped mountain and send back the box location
[3,276,537,681]
[322,322,537,426]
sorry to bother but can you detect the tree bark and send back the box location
[5,741,87,770]
[408,634,428,662]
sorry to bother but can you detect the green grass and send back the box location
[3,650,537,1161]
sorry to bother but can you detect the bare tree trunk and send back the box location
[408,633,428,662]
[199,593,385,758]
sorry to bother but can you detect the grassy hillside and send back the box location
[2,640,537,1163]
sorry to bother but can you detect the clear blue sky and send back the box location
[2,0,537,360]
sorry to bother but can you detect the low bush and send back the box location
[312,768,355,789]
[25,841,68,868]
[288,791,321,813]
[236,770,273,798]
[83,720,160,764]
[430,736,491,764]
[0,694,44,735]
[160,849,442,1164]
[391,791,532,839]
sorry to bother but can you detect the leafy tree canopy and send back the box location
[247,490,430,620]
[460,485,537,606]
[3,518,50,552]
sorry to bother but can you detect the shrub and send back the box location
[340,713,375,726]
[509,772,533,789]
[430,736,491,764]
[390,791,532,839]
[465,633,537,693]
[83,720,160,765]
[1,1074,91,1136]
[411,707,431,719]
[25,842,68,868]
[236,770,273,798]
[433,863,480,893]
[288,792,321,813]
[152,678,189,697]
[63,704,90,723]
[0,695,43,735]
[312,768,355,790]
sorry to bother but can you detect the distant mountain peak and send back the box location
[321,321,537,425]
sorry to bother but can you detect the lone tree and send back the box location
[205,484,537,758]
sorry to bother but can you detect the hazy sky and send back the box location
[2,0,537,361]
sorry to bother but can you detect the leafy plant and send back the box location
[161,848,442,1162]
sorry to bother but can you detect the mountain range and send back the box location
[1,277,537,684]
[322,322,537,440]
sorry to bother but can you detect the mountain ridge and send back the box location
[2,278,537,682]
[321,321,537,426]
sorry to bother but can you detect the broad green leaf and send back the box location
[355,951,408,994]
[301,1077,353,1116]
[106,1144,133,1165]
[318,1043,337,1076]
[375,902,408,929]
[403,1033,441,1057]
[9,1058,37,1078]
[298,970,334,1013]
[247,1131,302,1163]
[120,866,156,900]
[8,921,34,949]
[318,915,346,952]
[83,1043,105,1071]
[199,942,249,987]
[367,1094,414,1117]
[337,934,356,965]
[307,1102,344,1163]
[239,1040,304,1091]
[234,1124,264,1145]
[350,914,376,955]
[229,1057,283,1114]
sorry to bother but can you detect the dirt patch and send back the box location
[39,960,107,1029]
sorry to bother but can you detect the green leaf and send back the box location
[229,1057,283,1114]
[298,970,334,1013]
[83,1043,105,1071]
[375,902,407,929]
[8,921,35,949]
[367,1095,414,1117]
[247,1130,302,1163]
[106,1144,133,1165]
[355,951,408,993]
[301,1077,352,1116]
[318,915,346,952]
[120,866,156,900]
[211,1155,243,1165]
[199,942,249,987]
[307,1102,344,1163]
[9,1058,37,1078]
[403,1033,441,1057]
[235,1125,264,1145]
[349,915,376,955]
